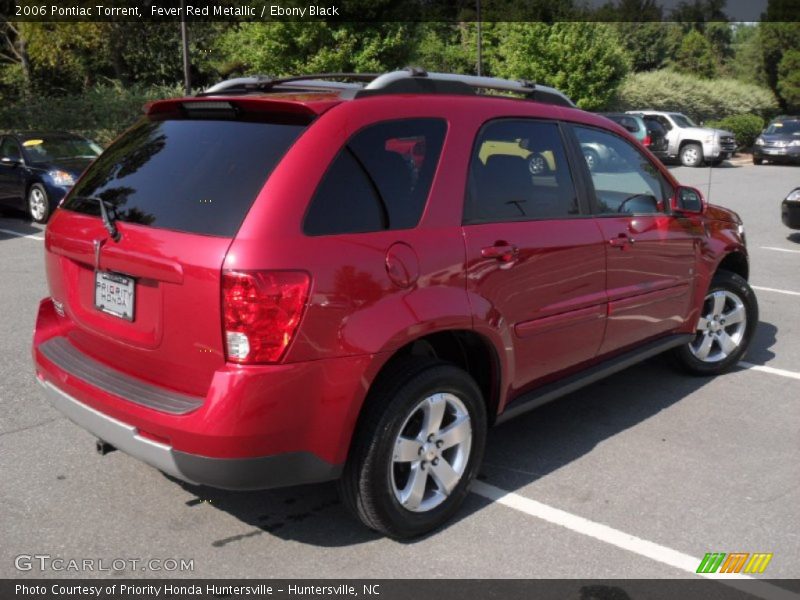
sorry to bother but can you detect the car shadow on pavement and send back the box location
[787,232,800,244]
[171,321,777,548]
[0,217,43,241]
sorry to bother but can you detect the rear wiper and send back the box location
[74,195,120,242]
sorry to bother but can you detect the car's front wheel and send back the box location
[339,358,487,539]
[673,270,758,375]
[28,184,51,223]
[680,143,704,167]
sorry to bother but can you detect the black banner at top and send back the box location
[2,0,798,23]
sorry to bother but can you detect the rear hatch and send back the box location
[44,102,310,396]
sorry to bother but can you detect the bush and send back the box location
[612,69,778,122]
[0,82,182,146]
[705,114,765,149]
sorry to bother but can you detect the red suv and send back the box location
[32,70,757,539]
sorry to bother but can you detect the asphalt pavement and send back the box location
[0,160,798,588]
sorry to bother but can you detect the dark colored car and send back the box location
[782,187,800,229]
[753,117,800,165]
[642,116,669,160]
[0,131,102,223]
[32,70,757,539]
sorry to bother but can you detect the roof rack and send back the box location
[200,68,575,108]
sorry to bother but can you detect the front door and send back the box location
[571,125,697,355]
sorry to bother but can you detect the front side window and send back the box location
[0,137,22,162]
[574,126,670,216]
[670,113,697,128]
[303,118,447,236]
[21,136,102,162]
[465,120,579,223]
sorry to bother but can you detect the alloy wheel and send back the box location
[29,188,47,221]
[391,392,472,513]
[689,290,747,362]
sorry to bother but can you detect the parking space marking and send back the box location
[759,246,800,254]
[0,228,44,241]
[738,362,800,381]
[752,285,800,297]
[472,481,799,600]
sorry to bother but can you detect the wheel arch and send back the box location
[716,250,749,281]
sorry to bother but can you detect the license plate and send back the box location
[94,271,135,321]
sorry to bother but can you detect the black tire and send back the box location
[680,143,704,167]
[672,270,758,376]
[28,183,51,223]
[338,357,487,539]
[753,156,763,165]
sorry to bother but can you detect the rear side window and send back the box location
[465,120,579,223]
[303,119,446,236]
[62,117,306,237]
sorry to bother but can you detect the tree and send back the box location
[489,23,630,110]
[759,0,800,110]
[777,49,800,111]
[672,29,717,78]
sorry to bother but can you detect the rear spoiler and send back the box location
[144,96,336,119]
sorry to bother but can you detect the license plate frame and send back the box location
[94,271,135,321]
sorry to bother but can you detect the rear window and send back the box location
[303,118,447,236]
[62,117,306,237]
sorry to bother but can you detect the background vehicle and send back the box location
[782,187,800,229]
[32,70,757,539]
[754,117,800,165]
[0,131,101,223]
[642,116,669,160]
[626,111,736,167]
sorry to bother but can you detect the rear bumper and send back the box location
[38,378,340,490]
[33,297,377,490]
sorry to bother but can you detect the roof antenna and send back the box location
[706,147,713,204]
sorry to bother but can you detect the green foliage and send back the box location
[725,24,766,86]
[672,29,717,78]
[777,49,800,111]
[613,69,778,121]
[759,21,800,110]
[490,23,630,110]
[705,114,765,149]
[0,83,181,145]
[215,22,416,76]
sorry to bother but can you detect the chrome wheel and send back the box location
[528,154,547,175]
[681,145,702,167]
[690,290,747,363]
[583,150,598,171]
[391,392,472,513]
[29,187,47,222]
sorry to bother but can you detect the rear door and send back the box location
[0,136,24,205]
[463,119,607,395]
[45,112,308,396]
[569,124,697,355]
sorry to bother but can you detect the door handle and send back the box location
[481,243,519,263]
[608,233,635,248]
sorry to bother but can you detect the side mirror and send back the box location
[1,156,21,166]
[671,186,705,214]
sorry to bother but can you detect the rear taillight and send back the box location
[222,270,310,364]
[643,135,652,147]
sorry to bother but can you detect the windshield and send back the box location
[61,117,307,237]
[22,136,102,161]
[670,114,698,128]
[765,121,800,135]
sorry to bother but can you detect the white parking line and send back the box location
[0,227,44,241]
[738,362,800,381]
[472,480,799,600]
[752,285,800,297]
[759,246,800,254]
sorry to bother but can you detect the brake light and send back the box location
[222,271,310,364]
[643,135,652,147]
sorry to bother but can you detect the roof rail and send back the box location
[200,68,576,108]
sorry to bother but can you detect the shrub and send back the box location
[0,82,182,146]
[705,114,765,149]
[612,69,778,122]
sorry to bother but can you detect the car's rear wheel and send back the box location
[680,143,704,167]
[339,358,487,539]
[28,184,50,223]
[673,270,758,375]
[583,148,600,172]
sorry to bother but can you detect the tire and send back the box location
[753,156,763,165]
[583,148,600,172]
[339,357,487,539]
[680,143,704,167]
[28,184,51,223]
[672,270,758,376]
